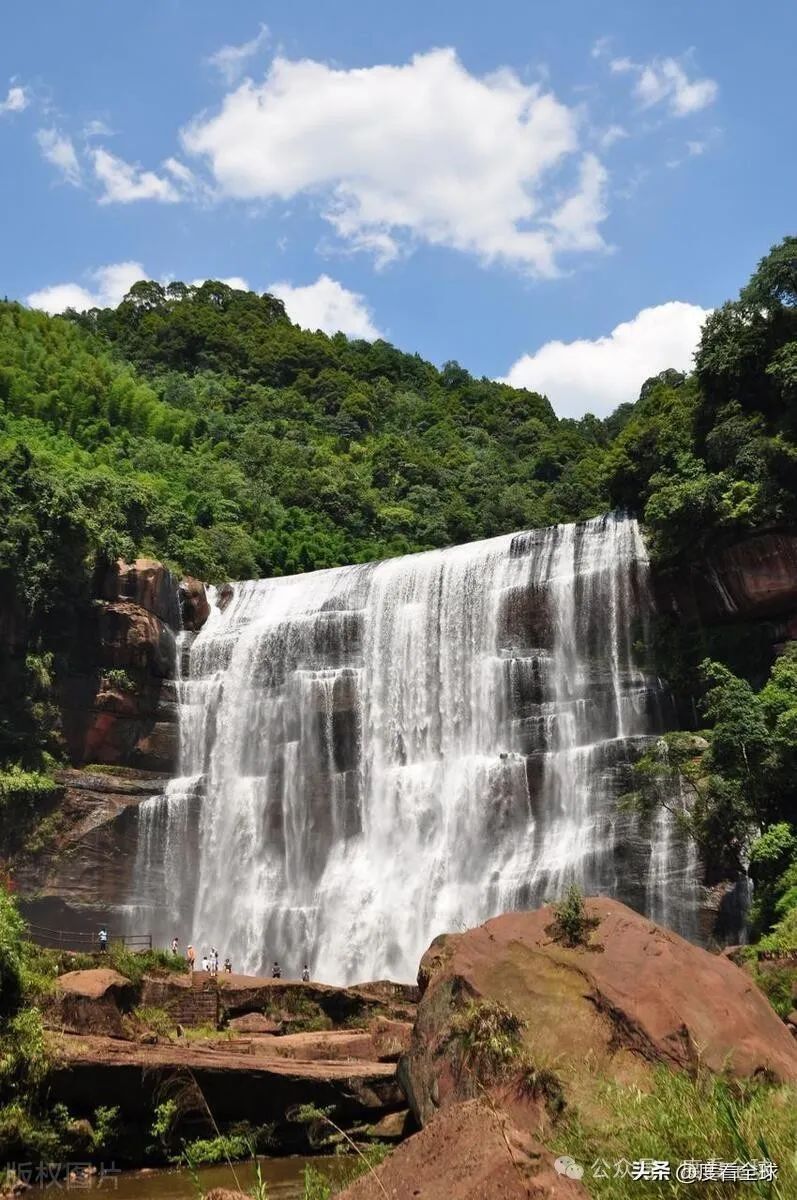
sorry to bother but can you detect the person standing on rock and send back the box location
[171,936,179,956]
[202,952,210,973]
[224,957,232,973]
[302,964,310,982]
[187,944,195,971]
[272,961,281,979]
[98,927,108,954]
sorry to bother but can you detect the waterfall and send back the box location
[130,514,699,982]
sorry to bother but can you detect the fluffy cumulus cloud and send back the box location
[502,301,710,418]
[611,55,718,117]
[268,275,382,339]
[181,48,609,276]
[0,84,28,115]
[91,148,180,204]
[36,128,81,186]
[27,262,147,314]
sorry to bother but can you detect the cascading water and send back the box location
[129,514,700,983]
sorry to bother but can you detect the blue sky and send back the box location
[1,1,794,417]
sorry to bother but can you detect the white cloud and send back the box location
[189,275,250,291]
[598,124,628,149]
[182,48,609,276]
[92,147,180,204]
[0,84,28,115]
[502,301,710,417]
[207,24,269,84]
[591,36,613,60]
[611,55,718,117]
[83,119,114,138]
[27,262,146,313]
[36,128,81,186]
[268,275,382,339]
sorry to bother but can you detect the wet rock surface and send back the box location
[15,767,166,912]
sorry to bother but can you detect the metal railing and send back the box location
[25,922,152,952]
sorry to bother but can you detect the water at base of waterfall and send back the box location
[127,514,701,983]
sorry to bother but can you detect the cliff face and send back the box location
[13,559,209,923]
[655,530,797,643]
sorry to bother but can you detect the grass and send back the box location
[132,1005,177,1039]
[448,998,526,1079]
[745,962,796,1020]
[106,943,189,986]
[550,1066,797,1199]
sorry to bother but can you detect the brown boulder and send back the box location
[179,577,211,631]
[56,968,130,999]
[96,601,176,678]
[99,558,180,629]
[52,969,134,1037]
[338,1099,587,1199]
[402,899,797,1131]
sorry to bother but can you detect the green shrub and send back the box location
[182,1131,249,1165]
[103,669,136,694]
[0,1102,63,1162]
[91,1105,120,1153]
[0,888,26,1018]
[550,884,600,948]
[0,768,58,856]
[148,1098,179,1156]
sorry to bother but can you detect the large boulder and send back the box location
[401,899,797,1132]
[99,558,181,630]
[51,969,134,1037]
[95,601,176,678]
[338,1098,588,1199]
[179,577,211,631]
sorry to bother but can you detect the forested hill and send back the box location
[1,236,794,593]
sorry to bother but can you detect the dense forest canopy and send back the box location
[1,235,796,950]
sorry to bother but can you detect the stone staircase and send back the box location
[141,976,220,1028]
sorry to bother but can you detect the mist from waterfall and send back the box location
[130,514,700,983]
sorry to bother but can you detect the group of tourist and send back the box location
[169,936,311,981]
[171,937,232,975]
